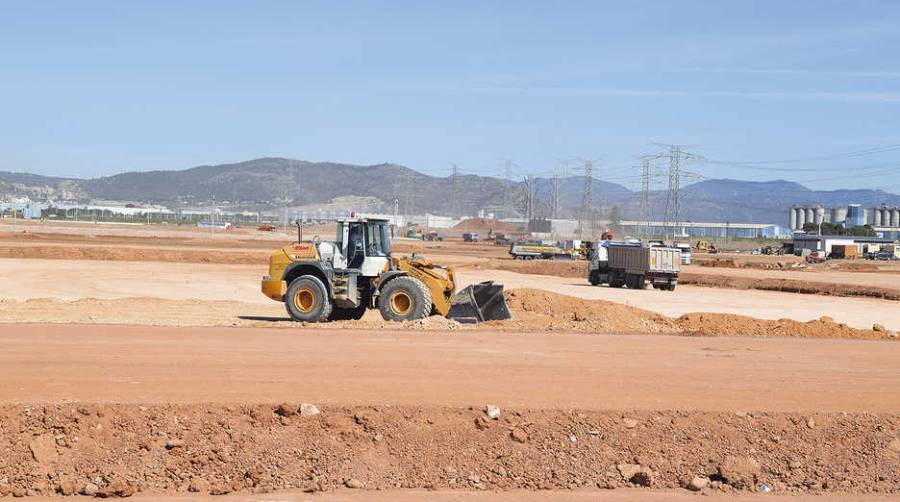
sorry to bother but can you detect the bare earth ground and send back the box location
[21,491,900,502]
[3,258,899,331]
[4,324,899,411]
[2,223,900,499]
[1,325,898,497]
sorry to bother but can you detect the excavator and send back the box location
[260,216,511,324]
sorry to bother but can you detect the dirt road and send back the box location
[3,324,898,412]
[4,258,899,330]
[456,269,900,331]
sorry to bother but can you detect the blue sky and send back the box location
[2,0,899,192]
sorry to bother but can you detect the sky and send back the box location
[1,0,900,192]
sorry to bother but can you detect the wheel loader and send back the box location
[260,216,511,323]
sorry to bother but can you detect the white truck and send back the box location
[588,241,681,291]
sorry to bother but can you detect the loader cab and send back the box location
[336,217,392,277]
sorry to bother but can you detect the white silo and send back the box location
[815,207,826,225]
[789,208,798,230]
[833,206,848,225]
[892,208,900,228]
[805,208,815,225]
[874,208,883,227]
[796,208,806,228]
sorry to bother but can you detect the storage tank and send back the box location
[805,208,815,225]
[874,208,883,227]
[892,208,900,228]
[833,206,848,225]
[796,207,806,228]
[863,208,870,225]
[789,208,798,230]
[815,207,825,225]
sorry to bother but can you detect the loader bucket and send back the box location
[447,281,512,323]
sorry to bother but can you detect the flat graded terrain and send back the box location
[2,223,899,499]
[3,324,899,411]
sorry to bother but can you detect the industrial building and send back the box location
[789,204,900,238]
[793,234,894,256]
[617,221,789,239]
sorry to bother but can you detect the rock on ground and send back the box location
[718,456,761,489]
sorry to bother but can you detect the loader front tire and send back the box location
[379,276,432,322]
[285,275,332,323]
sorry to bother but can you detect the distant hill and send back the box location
[1,159,898,226]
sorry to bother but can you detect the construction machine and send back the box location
[694,240,718,254]
[261,216,511,324]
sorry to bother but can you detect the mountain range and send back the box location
[2,157,899,227]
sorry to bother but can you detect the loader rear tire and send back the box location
[379,276,432,322]
[285,275,332,323]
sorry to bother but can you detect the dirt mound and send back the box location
[499,288,674,334]
[675,312,884,340]
[0,403,897,497]
[2,290,894,340]
[501,289,893,340]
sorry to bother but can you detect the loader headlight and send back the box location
[263,275,272,281]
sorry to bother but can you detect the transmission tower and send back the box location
[549,170,560,219]
[523,175,537,222]
[640,157,652,234]
[660,145,702,242]
[579,160,593,237]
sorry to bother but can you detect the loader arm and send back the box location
[395,257,456,316]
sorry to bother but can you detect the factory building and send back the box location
[617,221,789,239]
[789,204,900,238]
[793,235,894,256]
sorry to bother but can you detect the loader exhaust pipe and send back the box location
[447,281,512,324]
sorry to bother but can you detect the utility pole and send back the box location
[403,170,414,226]
[523,175,537,222]
[504,159,513,219]
[579,160,593,238]
[450,163,459,218]
[549,171,560,220]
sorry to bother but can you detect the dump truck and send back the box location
[588,241,681,290]
[509,242,571,260]
[261,216,511,323]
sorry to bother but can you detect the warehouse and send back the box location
[792,234,893,256]
[618,221,789,239]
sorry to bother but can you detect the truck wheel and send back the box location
[379,276,433,322]
[589,270,600,286]
[667,283,677,292]
[285,275,332,323]
[609,278,625,288]
[634,276,646,289]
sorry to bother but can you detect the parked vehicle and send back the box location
[509,242,571,260]
[675,243,692,265]
[588,242,680,291]
[805,251,825,264]
[875,251,898,261]
[463,232,480,242]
